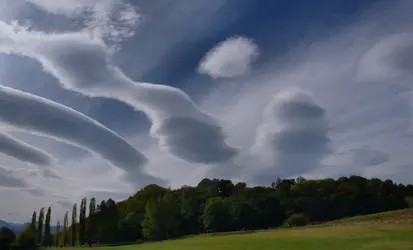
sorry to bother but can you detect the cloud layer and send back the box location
[0,132,52,165]
[198,36,259,78]
[0,21,238,165]
[0,85,163,188]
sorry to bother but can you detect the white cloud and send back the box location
[26,0,142,43]
[26,0,102,15]
[0,85,165,188]
[198,36,259,78]
[358,33,413,82]
[0,21,238,165]
[0,131,52,165]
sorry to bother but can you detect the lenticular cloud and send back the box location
[0,85,164,188]
[0,132,53,165]
[0,20,238,165]
[250,87,331,183]
[198,36,259,79]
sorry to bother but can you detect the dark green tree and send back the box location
[44,206,51,247]
[118,212,143,242]
[14,225,36,250]
[105,199,119,243]
[55,220,61,247]
[36,207,44,244]
[79,198,87,245]
[30,211,37,234]
[0,227,16,250]
[142,193,180,240]
[62,211,68,246]
[70,203,77,247]
[229,198,254,230]
[202,197,232,233]
[86,197,96,246]
[180,187,202,234]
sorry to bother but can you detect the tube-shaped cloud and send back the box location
[0,85,164,188]
[0,21,238,164]
[0,132,53,165]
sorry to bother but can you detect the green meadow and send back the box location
[49,209,413,250]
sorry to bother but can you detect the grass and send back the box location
[49,209,413,250]
[325,209,413,225]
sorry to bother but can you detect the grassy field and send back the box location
[50,209,413,250]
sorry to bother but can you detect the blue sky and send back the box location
[0,0,412,223]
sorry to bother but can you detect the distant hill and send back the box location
[0,220,31,234]
[0,220,10,228]
[0,219,58,234]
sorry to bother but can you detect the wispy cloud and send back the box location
[27,0,142,43]
[198,36,259,79]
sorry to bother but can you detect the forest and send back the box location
[8,176,413,248]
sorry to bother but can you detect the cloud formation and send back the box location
[0,21,238,165]
[0,85,163,188]
[358,33,413,81]
[0,166,27,188]
[0,132,52,165]
[250,87,331,184]
[348,146,390,167]
[27,0,141,43]
[198,36,259,78]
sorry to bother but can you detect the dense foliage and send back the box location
[23,176,413,247]
[13,226,36,250]
[0,227,16,250]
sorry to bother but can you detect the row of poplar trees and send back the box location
[30,197,97,247]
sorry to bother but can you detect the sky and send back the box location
[0,0,413,223]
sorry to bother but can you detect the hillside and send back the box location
[49,209,413,250]
[326,209,412,225]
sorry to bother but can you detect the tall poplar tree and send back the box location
[30,211,37,233]
[87,197,96,246]
[79,198,87,245]
[55,220,61,247]
[44,206,52,247]
[62,211,69,246]
[37,208,45,244]
[71,203,77,247]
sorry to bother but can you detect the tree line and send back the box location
[13,175,413,248]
